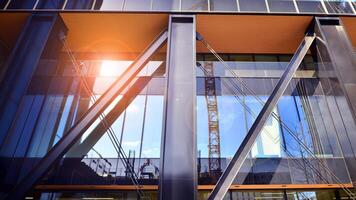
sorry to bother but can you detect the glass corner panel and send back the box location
[239,0,268,12]
[210,0,238,11]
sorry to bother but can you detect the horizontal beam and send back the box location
[34,184,354,191]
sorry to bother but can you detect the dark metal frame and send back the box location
[208,33,316,200]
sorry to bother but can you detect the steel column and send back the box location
[208,34,315,200]
[4,30,168,200]
[314,17,356,185]
[0,14,67,152]
[160,15,197,200]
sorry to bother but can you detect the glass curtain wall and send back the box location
[196,53,354,185]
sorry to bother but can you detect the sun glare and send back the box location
[100,60,132,77]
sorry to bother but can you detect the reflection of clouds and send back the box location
[142,147,160,157]
[123,141,140,147]
[127,104,139,113]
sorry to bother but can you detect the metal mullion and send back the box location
[320,0,329,14]
[293,0,300,13]
[207,34,315,200]
[33,0,40,10]
[62,0,68,10]
[265,0,270,13]
[348,0,356,14]
[4,0,11,9]
[5,29,168,200]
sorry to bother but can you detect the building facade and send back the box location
[0,0,356,199]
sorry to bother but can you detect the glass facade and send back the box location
[0,5,356,200]
[0,0,355,15]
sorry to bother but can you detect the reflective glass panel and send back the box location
[324,0,353,13]
[239,0,267,11]
[7,0,37,9]
[36,0,65,9]
[65,0,94,9]
[210,0,237,11]
[124,0,151,11]
[152,0,179,11]
[268,0,297,12]
[94,0,124,10]
[296,0,325,13]
[182,0,208,11]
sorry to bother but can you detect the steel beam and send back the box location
[208,34,315,200]
[160,15,197,200]
[4,30,168,200]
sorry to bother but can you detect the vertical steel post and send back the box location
[160,15,197,200]
[314,17,356,185]
[208,34,315,200]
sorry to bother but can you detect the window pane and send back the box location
[239,0,267,11]
[296,0,325,13]
[324,0,353,13]
[141,95,164,158]
[152,0,179,11]
[36,0,65,9]
[210,0,237,11]
[124,0,151,11]
[268,0,297,12]
[65,0,94,9]
[7,0,37,9]
[94,0,124,10]
[182,0,208,11]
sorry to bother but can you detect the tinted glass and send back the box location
[210,0,237,11]
[0,0,8,9]
[124,0,151,11]
[7,0,37,9]
[152,0,179,11]
[65,0,94,9]
[182,0,208,11]
[268,0,297,12]
[36,0,65,9]
[296,0,325,13]
[94,0,124,10]
[324,0,353,13]
[239,0,267,11]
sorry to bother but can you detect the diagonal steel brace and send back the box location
[5,29,168,200]
[208,34,316,200]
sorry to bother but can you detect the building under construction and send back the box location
[0,0,356,199]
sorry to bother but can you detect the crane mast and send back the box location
[203,61,222,179]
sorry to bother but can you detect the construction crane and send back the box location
[203,61,222,180]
